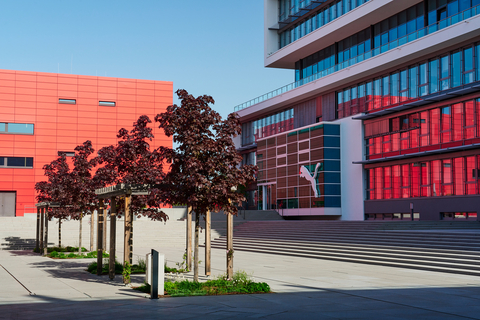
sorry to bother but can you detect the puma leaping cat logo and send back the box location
[299,163,322,198]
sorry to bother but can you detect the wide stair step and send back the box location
[209,220,480,277]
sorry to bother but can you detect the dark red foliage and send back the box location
[155,89,257,217]
[96,115,167,221]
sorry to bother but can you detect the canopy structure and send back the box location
[35,202,63,256]
[94,183,158,282]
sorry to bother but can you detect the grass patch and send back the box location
[34,246,87,253]
[49,250,109,259]
[87,259,145,275]
[134,271,271,297]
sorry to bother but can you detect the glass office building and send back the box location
[235,0,480,221]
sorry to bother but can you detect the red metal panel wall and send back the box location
[0,69,173,216]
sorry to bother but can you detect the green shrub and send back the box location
[67,253,76,258]
[49,251,59,258]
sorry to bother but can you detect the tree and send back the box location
[155,89,257,281]
[35,154,73,248]
[70,141,99,253]
[96,115,167,221]
[95,115,168,275]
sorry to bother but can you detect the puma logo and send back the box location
[299,163,322,198]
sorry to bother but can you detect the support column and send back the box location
[43,208,49,256]
[124,194,133,277]
[205,210,211,276]
[227,212,233,279]
[90,210,94,252]
[186,206,192,271]
[58,217,62,248]
[35,207,40,252]
[109,198,117,280]
[40,207,44,251]
[97,199,104,276]
[103,206,108,252]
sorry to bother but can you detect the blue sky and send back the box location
[0,0,291,119]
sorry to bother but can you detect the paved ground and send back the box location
[1,239,480,320]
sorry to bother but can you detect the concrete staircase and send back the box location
[210,220,480,276]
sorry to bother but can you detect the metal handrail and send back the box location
[234,5,480,113]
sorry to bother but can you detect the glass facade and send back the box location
[235,0,480,112]
[257,123,341,210]
[279,0,370,49]
[366,154,480,200]
[365,99,480,159]
[241,108,294,145]
[338,43,480,118]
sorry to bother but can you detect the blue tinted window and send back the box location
[325,196,341,207]
[8,123,34,134]
[324,124,340,135]
[0,123,5,132]
[324,148,341,160]
[0,158,3,166]
[324,172,341,183]
[324,160,341,171]
[7,157,25,167]
[324,184,341,195]
[324,137,340,148]
[4,157,33,168]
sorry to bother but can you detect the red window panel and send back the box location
[466,156,477,195]
[432,160,441,196]
[419,111,429,147]
[411,163,420,198]
[442,159,453,196]
[384,166,392,199]
[430,108,440,145]
[420,162,431,197]
[465,100,475,140]
[452,103,463,142]
[441,106,451,143]
[392,165,401,199]
[375,167,383,200]
[401,164,410,198]
[454,157,465,196]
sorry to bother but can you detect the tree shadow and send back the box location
[1,237,46,250]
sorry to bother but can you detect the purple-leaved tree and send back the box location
[155,89,257,281]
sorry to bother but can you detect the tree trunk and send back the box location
[194,211,199,282]
[103,207,107,252]
[109,197,117,280]
[58,218,62,248]
[40,208,44,251]
[97,200,104,276]
[35,207,40,252]
[186,206,192,271]
[43,210,49,256]
[78,213,83,254]
[205,210,211,276]
[227,212,233,279]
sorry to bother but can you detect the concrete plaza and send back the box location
[1,236,480,320]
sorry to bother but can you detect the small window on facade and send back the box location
[0,157,33,168]
[58,151,75,157]
[99,101,115,107]
[59,98,76,104]
[0,123,34,135]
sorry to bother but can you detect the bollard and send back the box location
[146,250,164,299]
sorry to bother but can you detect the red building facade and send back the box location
[0,69,172,217]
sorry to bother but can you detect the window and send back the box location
[58,151,75,157]
[0,123,34,135]
[99,101,116,107]
[59,98,76,104]
[0,157,33,168]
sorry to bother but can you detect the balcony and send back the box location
[237,5,480,117]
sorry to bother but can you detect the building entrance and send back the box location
[0,192,16,217]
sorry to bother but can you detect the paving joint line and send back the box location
[210,266,478,320]
[0,264,35,296]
